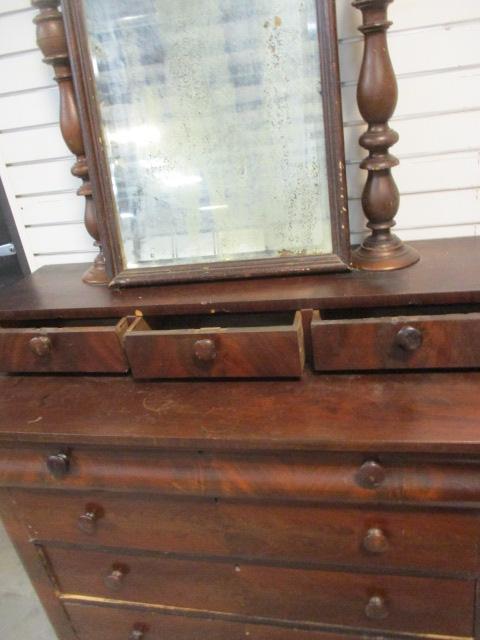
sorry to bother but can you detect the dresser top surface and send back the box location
[0,370,478,453]
[1,237,480,321]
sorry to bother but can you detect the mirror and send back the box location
[73,0,349,285]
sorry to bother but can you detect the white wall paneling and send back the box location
[0,1,478,272]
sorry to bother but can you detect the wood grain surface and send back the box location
[1,238,480,322]
[48,546,474,637]
[0,370,480,453]
[11,489,479,576]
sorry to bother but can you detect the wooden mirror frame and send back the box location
[57,0,350,287]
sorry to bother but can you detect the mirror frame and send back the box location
[63,0,350,287]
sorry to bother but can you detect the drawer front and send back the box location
[312,312,480,370]
[13,489,479,575]
[0,320,129,373]
[3,448,480,507]
[50,547,474,637]
[124,313,304,378]
[65,602,376,640]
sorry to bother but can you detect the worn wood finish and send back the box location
[125,313,304,379]
[31,0,107,285]
[0,238,477,323]
[0,489,77,640]
[312,311,480,370]
[2,371,480,453]
[0,319,128,373]
[65,602,382,640]
[351,0,419,271]
[2,447,480,507]
[12,489,480,576]
[47,546,474,637]
[1,238,480,640]
[62,0,350,287]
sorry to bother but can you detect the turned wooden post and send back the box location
[32,0,108,285]
[351,0,419,271]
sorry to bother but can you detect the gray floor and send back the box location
[0,521,57,640]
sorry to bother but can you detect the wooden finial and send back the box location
[351,0,419,271]
[32,0,108,285]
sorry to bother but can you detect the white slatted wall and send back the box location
[0,0,479,272]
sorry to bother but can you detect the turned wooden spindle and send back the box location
[32,0,108,285]
[351,0,419,271]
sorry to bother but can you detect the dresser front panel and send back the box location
[48,546,474,637]
[12,489,480,576]
[65,602,378,640]
[0,319,129,374]
[3,447,480,507]
[311,312,480,371]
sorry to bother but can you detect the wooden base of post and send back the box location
[352,232,420,271]
[82,246,108,285]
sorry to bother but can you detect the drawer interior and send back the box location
[131,311,297,331]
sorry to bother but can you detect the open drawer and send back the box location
[124,312,305,379]
[312,310,480,371]
[0,318,129,373]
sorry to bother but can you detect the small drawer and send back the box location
[49,547,474,637]
[13,489,479,575]
[312,311,480,371]
[0,318,129,373]
[124,312,305,379]
[65,602,379,640]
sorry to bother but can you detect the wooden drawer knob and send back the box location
[129,625,148,640]
[363,527,389,555]
[46,452,70,479]
[356,460,386,489]
[365,595,389,621]
[77,504,102,535]
[104,564,128,592]
[395,325,423,351]
[194,338,217,362]
[29,335,52,357]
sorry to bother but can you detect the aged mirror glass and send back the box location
[74,0,349,285]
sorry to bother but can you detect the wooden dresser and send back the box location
[1,236,480,640]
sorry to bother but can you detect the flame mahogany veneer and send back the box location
[1,237,480,640]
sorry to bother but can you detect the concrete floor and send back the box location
[0,521,57,640]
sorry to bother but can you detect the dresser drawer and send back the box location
[13,489,479,576]
[312,311,480,370]
[65,602,382,640]
[3,448,480,507]
[0,319,129,373]
[124,312,304,378]
[49,547,474,637]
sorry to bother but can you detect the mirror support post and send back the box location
[351,0,419,271]
[32,0,108,285]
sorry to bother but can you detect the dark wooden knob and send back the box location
[395,326,423,351]
[104,564,128,592]
[193,338,217,362]
[29,335,52,357]
[363,527,389,555]
[356,460,386,489]
[77,504,102,535]
[129,625,147,640]
[46,452,70,479]
[365,595,389,621]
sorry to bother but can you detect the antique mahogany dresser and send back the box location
[1,237,480,640]
[2,0,480,638]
